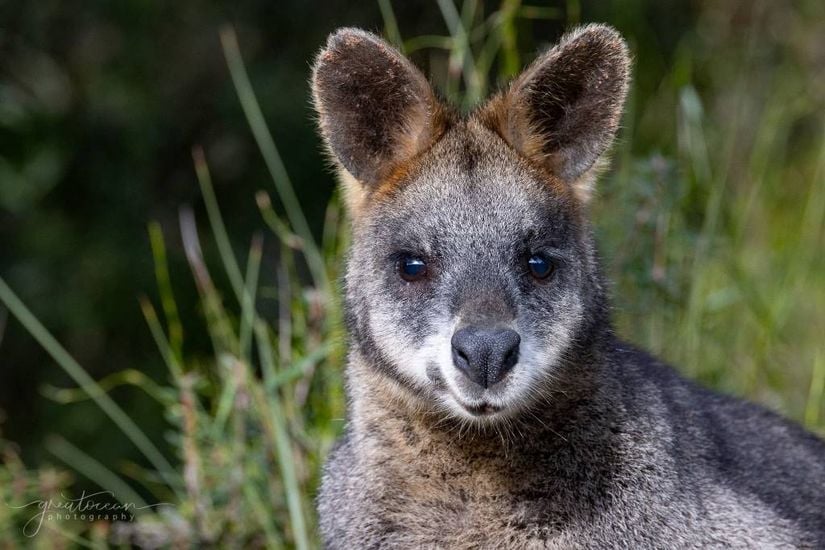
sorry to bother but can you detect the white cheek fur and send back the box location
[365,280,585,422]
[367,304,457,388]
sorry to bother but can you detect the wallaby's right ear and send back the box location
[312,28,446,189]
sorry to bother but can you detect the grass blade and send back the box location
[0,277,181,495]
[148,221,184,360]
[192,146,245,305]
[219,26,329,294]
[45,435,149,510]
[806,352,825,429]
[239,234,264,362]
[436,0,482,107]
[255,321,309,550]
[178,206,238,355]
[140,297,185,382]
[377,0,404,51]
[41,368,173,406]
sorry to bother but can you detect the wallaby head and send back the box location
[312,25,630,424]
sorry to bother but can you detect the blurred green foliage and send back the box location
[0,0,823,546]
[0,0,380,473]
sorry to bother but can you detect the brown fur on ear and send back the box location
[478,24,630,201]
[312,28,447,189]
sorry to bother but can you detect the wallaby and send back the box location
[310,24,825,548]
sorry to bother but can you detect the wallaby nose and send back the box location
[451,327,520,388]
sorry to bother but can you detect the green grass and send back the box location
[0,0,822,547]
[0,22,347,548]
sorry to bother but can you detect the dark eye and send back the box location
[527,254,555,281]
[398,256,427,282]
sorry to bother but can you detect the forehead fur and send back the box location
[363,119,579,233]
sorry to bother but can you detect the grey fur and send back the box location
[311,25,825,549]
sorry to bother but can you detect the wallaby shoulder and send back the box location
[611,343,825,539]
[318,345,825,547]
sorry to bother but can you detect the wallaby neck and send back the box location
[345,340,617,470]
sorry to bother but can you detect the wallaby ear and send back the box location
[312,28,446,189]
[479,24,630,201]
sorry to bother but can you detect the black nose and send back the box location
[451,327,520,388]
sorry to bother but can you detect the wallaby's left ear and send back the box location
[479,24,630,201]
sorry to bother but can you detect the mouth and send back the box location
[459,401,503,416]
[429,364,509,418]
[428,362,510,418]
[445,386,505,417]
